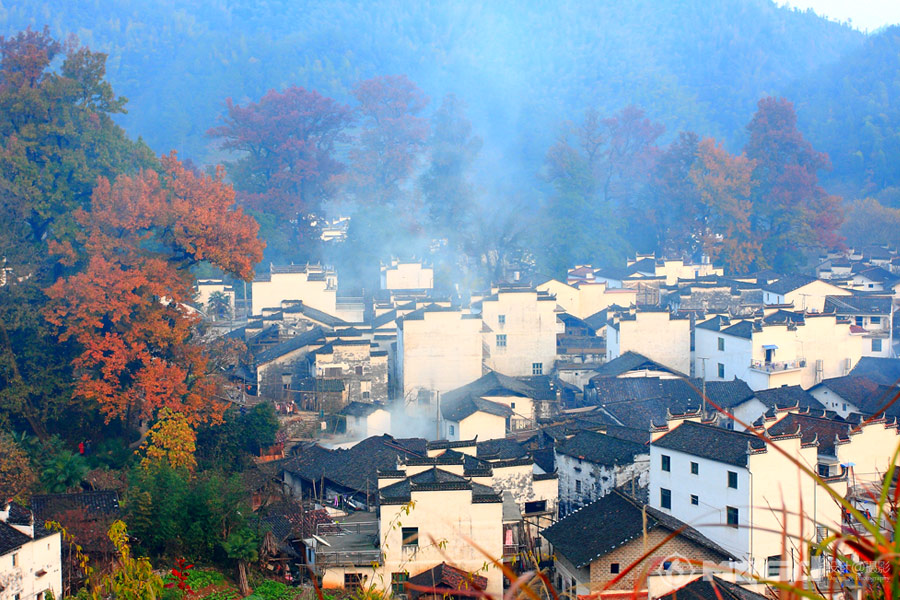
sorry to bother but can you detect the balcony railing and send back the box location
[749,359,804,373]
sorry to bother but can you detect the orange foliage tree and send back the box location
[689,138,759,273]
[45,152,263,426]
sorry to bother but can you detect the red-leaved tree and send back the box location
[347,75,429,206]
[45,153,263,426]
[209,86,353,221]
[744,97,842,271]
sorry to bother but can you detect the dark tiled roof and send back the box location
[824,295,893,316]
[555,431,647,465]
[601,424,652,444]
[283,302,347,327]
[253,327,324,366]
[765,412,850,456]
[379,467,501,504]
[441,394,512,422]
[856,266,899,285]
[283,435,426,496]
[540,490,734,568]
[722,320,754,339]
[476,438,528,461]
[753,385,821,410]
[407,562,488,600]
[599,399,699,430]
[30,490,120,523]
[704,380,754,410]
[339,402,386,418]
[442,371,536,404]
[658,576,769,600]
[814,376,900,417]
[652,421,763,467]
[592,351,685,378]
[762,274,817,295]
[0,520,32,554]
[849,358,900,386]
[762,310,805,326]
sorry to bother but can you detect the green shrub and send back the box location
[250,580,297,600]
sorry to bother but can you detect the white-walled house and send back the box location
[396,305,483,401]
[759,275,851,312]
[440,395,511,442]
[808,375,899,420]
[554,430,649,517]
[0,502,63,600]
[251,264,363,321]
[824,295,894,358]
[339,402,391,438]
[606,308,692,374]
[309,463,504,598]
[649,419,846,578]
[477,287,562,377]
[380,260,434,290]
[536,279,638,320]
[694,310,863,390]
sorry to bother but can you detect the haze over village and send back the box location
[3,2,900,600]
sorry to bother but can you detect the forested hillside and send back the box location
[0,0,864,175]
[788,26,900,201]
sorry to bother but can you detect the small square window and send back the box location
[496,334,507,348]
[660,488,671,509]
[856,316,864,326]
[727,506,739,527]
[391,572,409,596]
[344,574,363,592]
[532,362,543,375]
[575,479,582,493]
[872,338,883,352]
[448,424,455,436]
[690,461,698,475]
[691,494,699,505]
[402,527,419,547]
[355,366,363,375]
[661,455,671,472]
[872,316,881,324]
[610,563,620,574]
[728,471,738,489]
[718,337,725,351]
[717,363,725,378]
[498,314,506,325]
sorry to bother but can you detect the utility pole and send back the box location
[435,391,441,440]
[697,357,708,413]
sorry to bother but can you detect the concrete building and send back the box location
[309,462,504,598]
[537,279,638,320]
[541,490,733,597]
[649,419,846,578]
[758,275,851,312]
[251,264,338,316]
[824,295,894,358]
[606,308,692,374]
[0,502,63,600]
[554,430,649,517]
[694,310,863,390]
[477,287,562,378]
[307,338,389,404]
[380,260,434,290]
[195,279,235,315]
[396,306,483,402]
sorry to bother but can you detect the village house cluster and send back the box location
[181,248,900,599]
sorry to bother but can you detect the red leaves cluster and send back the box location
[165,558,194,592]
[348,75,429,204]
[208,86,353,219]
[45,152,263,425]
